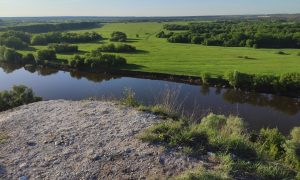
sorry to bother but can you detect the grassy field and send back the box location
[20,22,300,77]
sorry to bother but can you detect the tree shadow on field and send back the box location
[126,38,141,43]
[121,64,146,70]
[127,49,149,54]
[58,50,87,56]
[24,46,37,51]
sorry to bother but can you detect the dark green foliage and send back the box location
[163,24,189,31]
[48,43,78,53]
[37,49,56,61]
[110,31,127,42]
[1,31,31,43]
[0,36,28,50]
[0,85,42,112]
[164,21,300,48]
[224,70,300,95]
[0,46,23,63]
[97,43,136,53]
[156,31,174,38]
[279,73,300,93]
[276,51,288,55]
[167,33,191,43]
[21,53,36,65]
[69,50,127,69]
[5,22,100,33]
[31,32,102,45]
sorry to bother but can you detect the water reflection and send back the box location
[0,62,299,134]
[223,89,300,115]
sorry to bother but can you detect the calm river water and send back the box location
[0,64,299,134]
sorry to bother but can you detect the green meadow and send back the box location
[20,22,300,77]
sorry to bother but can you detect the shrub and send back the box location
[284,127,300,170]
[37,49,56,61]
[0,85,42,112]
[48,43,78,53]
[201,72,211,85]
[69,55,85,68]
[110,31,127,42]
[191,36,204,44]
[256,128,286,160]
[97,43,136,53]
[120,88,139,107]
[0,46,23,63]
[225,70,253,89]
[279,73,300,93]
[31,34,48,45]
[0,36,28,50]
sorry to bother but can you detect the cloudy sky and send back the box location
[0,0,299,17]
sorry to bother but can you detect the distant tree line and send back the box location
[97,43,136,53]
[3,22,100,33]
[31,32,102,45]
[159,21,300,48]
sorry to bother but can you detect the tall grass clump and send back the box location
[120,88,139,107]
[284,127,300,170]
[201,72,211,85]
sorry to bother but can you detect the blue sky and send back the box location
[0,0,299,17]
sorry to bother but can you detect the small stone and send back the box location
[19,163,27,168]
[19,176,28,180]
[26,142,36,146]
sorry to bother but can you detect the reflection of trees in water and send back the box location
[69,71,117,83]
[0,63,22,74]
[200,85,210,96]
[0,62,118,83]
[223,89,300,115]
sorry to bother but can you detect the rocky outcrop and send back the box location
[0,100,206,179]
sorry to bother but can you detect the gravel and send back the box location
[0,100,207,179]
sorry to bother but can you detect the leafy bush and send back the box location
[0,46,23,63]
[225,70,253,89]
[69,50,127,69]
[37,49,57,61]
[110,31,127,42]
[0,85,42,112]
[120,88,139,107]
[0,36,28,50]
[256,128,286,160]
[284,127,300,170]
[48,43,78,53]
[279,73,300,93]
[97,43,136,53]
[201,72,211,85]
[156,31,174,38]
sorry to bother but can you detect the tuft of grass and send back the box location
[201,72,211,85]
[0,133,9,144]
[176,165,230,180]
[120,88,139,107]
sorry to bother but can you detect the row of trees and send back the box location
[0,31,31,49]
[48,43,78,53]
[69,50,127,70]
[4,22,100,33]
[97,43,136,53]
[160,21,300,48]
[31,32,102,45]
